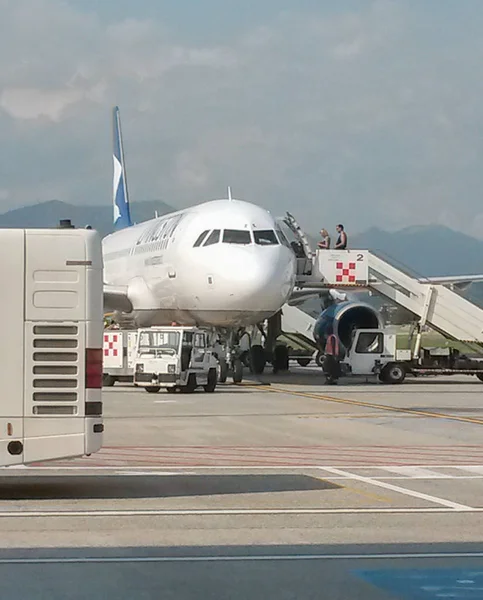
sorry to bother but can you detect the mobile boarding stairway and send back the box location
[279,214,483,355]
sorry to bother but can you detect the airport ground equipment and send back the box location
[103,329,138,386]
[133,326,219,393]
[340,327,483,384]
[279,212,483,369]
[0,224,104,466]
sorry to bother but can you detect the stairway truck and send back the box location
[343,328,483,384]
[133,326,219,393]
[0,226,104,466]
[103,330,138,386]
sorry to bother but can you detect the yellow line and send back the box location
[340,483,393,505]
[251,385,483,426]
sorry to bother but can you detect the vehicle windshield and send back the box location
[138,331,180,356]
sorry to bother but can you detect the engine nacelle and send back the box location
[313,301,382,354]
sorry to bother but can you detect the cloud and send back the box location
[0,0,483,237]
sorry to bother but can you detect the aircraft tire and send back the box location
[273,344,289,373]
[218,359,228,383]
[145,386,161,393]
[249,345,266,374]
[204,368,217,392]
[233,359,243,383]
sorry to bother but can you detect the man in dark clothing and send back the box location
[335,224,347,249]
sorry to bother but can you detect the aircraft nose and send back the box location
[219,248,296,310]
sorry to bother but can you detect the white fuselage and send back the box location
[103,199,297,327]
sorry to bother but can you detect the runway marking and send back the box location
[1,551,483,564]
[0,507,481,518]
[255,385,483,426]
[322,467,473,511]
[380,466,448,479]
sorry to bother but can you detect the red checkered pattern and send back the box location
[335,261,356,283]
[104,333,119,357]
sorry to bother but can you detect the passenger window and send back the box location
[222,229,251,244]
[355,332,383,354]
[254,230,279,246]
[204,230,220,246]
[193,230,209,247]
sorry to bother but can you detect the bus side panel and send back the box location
[0,230,25,466]
[23,230,88,463]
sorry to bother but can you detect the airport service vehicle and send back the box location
[103,329,138,386]
[341,328,483,384]
[133,326,218,393]
[0,223,103,466]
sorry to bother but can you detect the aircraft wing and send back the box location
[103,284,133,313]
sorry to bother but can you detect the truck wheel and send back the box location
[381,364,405,384]
[204,368,217,392]
[249,345,266,374]
[218,359,228,383]
[273,345,289,373]
[233,359,243,383]
[182,374,197,393]
[166,387,177,394]
[145,386,161,393]
[315,351,324,368]
[476,373,483,382]
[297,357,311,367]
[103,374,115,387]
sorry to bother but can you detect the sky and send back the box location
[1,0,483,236]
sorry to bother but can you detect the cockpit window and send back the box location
[193,230,209,247]
[203,229,220,246]
[254,230,279,246]
[222,229,252,245]
[275,227,291,248]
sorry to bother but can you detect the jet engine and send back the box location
[313,301,382,355]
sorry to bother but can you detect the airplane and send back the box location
[103,107,297,381]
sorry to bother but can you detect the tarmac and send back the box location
[2,365,483,599]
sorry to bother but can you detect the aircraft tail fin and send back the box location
[112,106,133,229]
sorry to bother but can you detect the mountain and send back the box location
[0,199,175,238]
[350,225,483,277]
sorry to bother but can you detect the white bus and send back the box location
[0,224,104,466]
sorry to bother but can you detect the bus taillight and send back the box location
[86,348,103,388]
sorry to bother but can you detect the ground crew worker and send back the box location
[323,334,341,385]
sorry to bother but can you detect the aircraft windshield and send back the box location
[193,230,209,247]
[138,331,180,356]
[222,229,252,244]
[254,230,279,246]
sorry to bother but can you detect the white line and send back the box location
[153,400,177,404]
[0,507,481,518]
[14,464,483,471]
[380,466,448,479]
[1,552,483,564]
[322,467,473,511]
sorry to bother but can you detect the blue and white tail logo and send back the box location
[112,106,133,229]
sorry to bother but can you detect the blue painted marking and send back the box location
[355,569,483,599]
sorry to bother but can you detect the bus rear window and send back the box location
[254,230,279,246]
[222,230,251,245]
